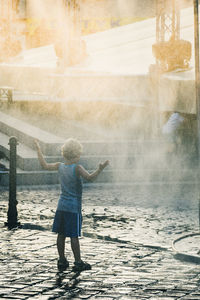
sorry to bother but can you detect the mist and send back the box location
[0,0,198,209]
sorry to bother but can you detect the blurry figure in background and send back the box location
[162,112,185,154]
[34,138,109,272]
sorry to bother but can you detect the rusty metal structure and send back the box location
[193,0,200,231]
[156,0,180,42]
[153,0,192,72]
[0,0,24,61]
[64,0,81,35]
[61,0,85,66]
[0,0,84,66]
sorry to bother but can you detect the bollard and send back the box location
[5,136,21,229]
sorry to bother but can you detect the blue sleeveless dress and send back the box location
[52,163,82,237]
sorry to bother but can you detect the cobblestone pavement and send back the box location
[0,184,200,299]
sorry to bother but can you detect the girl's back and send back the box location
[57,163,82,213]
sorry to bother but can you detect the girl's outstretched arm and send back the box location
[34,139,60,171]
[77,160,109,181]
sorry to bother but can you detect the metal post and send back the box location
[193,0,200,230]
[5,136,20,229]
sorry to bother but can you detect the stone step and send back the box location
[0,111,64,155]
[0,170,58,186]
[81,154,196,171]
[0,132,195,171]
[0,131,57,170]
[81,139,168,155]
[0,111,170,156]
[0,167,197,186]
[0,112,197,186]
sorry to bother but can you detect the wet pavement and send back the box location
[1,184,200,299]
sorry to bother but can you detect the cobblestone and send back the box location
[0,184,200,299]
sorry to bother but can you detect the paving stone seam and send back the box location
[82,231,169,252]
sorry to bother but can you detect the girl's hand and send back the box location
[99,160,109,171]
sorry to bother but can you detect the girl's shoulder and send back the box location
[75,164,84,177]
[59,163,80,177]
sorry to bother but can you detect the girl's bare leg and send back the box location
[57,234,66,260]
[70,237,81,262]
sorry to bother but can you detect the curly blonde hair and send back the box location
[61,138,83,160]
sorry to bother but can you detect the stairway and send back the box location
[0,111,197,186]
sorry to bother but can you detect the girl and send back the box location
[34,138,109,272]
